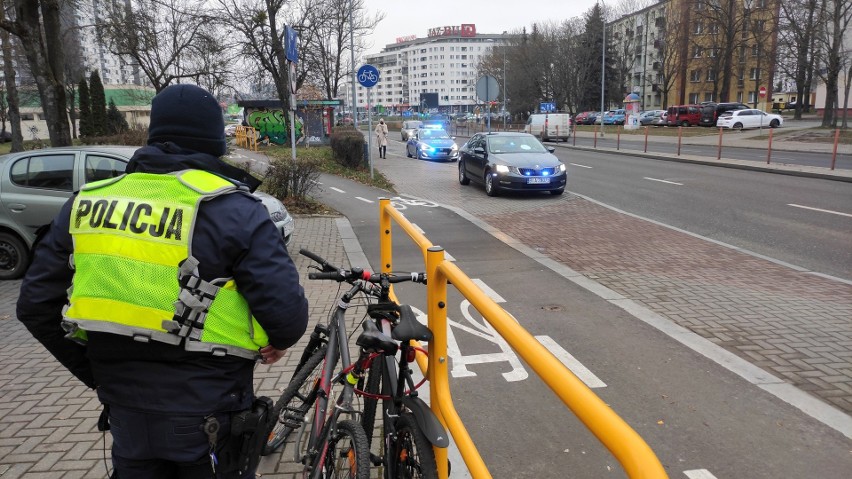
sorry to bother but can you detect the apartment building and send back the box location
[609,0,781,111]
[343,25,508,114]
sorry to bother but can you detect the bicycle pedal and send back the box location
[369,453,384,466]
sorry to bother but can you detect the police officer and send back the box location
[17,84,309,478]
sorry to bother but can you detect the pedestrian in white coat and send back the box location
[374,119,389,158]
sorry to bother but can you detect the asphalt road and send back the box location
[549,147,852,282]
[309,171,852,479]
[567,133,852,170]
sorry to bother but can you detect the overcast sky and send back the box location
[360,0,602,55]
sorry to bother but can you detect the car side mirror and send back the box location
[474,147,486,155]
[546,146,556,153]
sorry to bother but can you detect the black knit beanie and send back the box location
[147,84,227,157]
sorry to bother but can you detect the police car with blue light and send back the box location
[405,126,459,162]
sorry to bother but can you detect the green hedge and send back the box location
[329,126,365,168]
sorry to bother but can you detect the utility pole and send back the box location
[349,1,357,128]
[600,2,607,137]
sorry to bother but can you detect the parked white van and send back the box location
[524,113,572,142]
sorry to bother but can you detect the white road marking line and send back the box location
[788,203,852,218]
[535,336,607,388]
[569,163,593,169]
[355,197,374,203]
[471,278,506,303]
[643,177,683,185]
[684,469,719,479]
[329,187,346,193]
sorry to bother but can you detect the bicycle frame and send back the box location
[368,312,443,478]
[300,282,364,478]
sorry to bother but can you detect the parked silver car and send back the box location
[400,120,423,141]
[0,146,294,279]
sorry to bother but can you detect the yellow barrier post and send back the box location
[426,247,492,479]
[378,202,667,478]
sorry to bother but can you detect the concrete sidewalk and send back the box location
[0,216,355,479]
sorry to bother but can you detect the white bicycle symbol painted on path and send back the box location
[389,196,439,210]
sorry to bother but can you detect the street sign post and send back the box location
[476,75,499,132]
[358,65,380,179]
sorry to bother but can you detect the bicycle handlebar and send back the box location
[301,248,426,285]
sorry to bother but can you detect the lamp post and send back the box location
[349,0,357,128]
[600,1,606,137]
[502,31,508,127]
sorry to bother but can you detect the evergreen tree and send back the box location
[107,98,128,134]
[78,77,92,137]
[89,70,107,136]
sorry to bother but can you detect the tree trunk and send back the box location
[13,0,71,146]
[0,0,23,152]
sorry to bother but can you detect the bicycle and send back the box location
[261,248,383,477]
[358,283,449,478]
[262,249,445,478]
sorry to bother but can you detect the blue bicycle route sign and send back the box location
[357,64,380,88]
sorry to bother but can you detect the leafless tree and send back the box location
[295,0,383,100]
[778,0,823,118]
[656,3,688,107]
[0,0,73,146]
[99,0,229,92]
[813,0,852,127]
[216,0,296,112]
[691,0,752,102]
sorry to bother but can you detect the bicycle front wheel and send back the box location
[392,412,438,479]
[263,345,327,456]
[323,419,371,478]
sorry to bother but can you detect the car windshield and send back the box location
[419,129,450,139]
[487,135,548,154]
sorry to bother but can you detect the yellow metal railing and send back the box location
[378,197,668,479]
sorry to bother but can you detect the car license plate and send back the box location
[527,177,550,184]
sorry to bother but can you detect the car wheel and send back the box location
[733,122,744,131]
[458,161,470,185]
[406,146,412,158]
[770,119,780,128]
[681,121,689,127]
[0,232,29,280]
[484,170,498,197]
[550,188,564,196]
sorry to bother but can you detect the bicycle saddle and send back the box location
[391,305,433,342]
[357,320,398,355]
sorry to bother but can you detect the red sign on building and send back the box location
[428,24,477,38]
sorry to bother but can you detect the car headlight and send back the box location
[419,143,433,151]
[451,143,458,151]
[495,164,510,174]
[557,163,566,172]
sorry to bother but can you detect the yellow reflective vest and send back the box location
[62,170,269,360]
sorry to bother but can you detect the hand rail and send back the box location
[378,197,668,479]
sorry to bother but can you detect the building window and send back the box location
[708,22,719,34]
[748,91,757,103]
[706,69,716,81]
[754,20,766,32]
[751,44,761,56]
[690,70,702,82]
[689,93,700,103]
[750,68,761,80]
[693,21,703,34]
[704,92,715,102]
[692,46,703,58]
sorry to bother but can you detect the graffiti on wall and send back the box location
[246,108,330,145]
[247,109,302,145]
